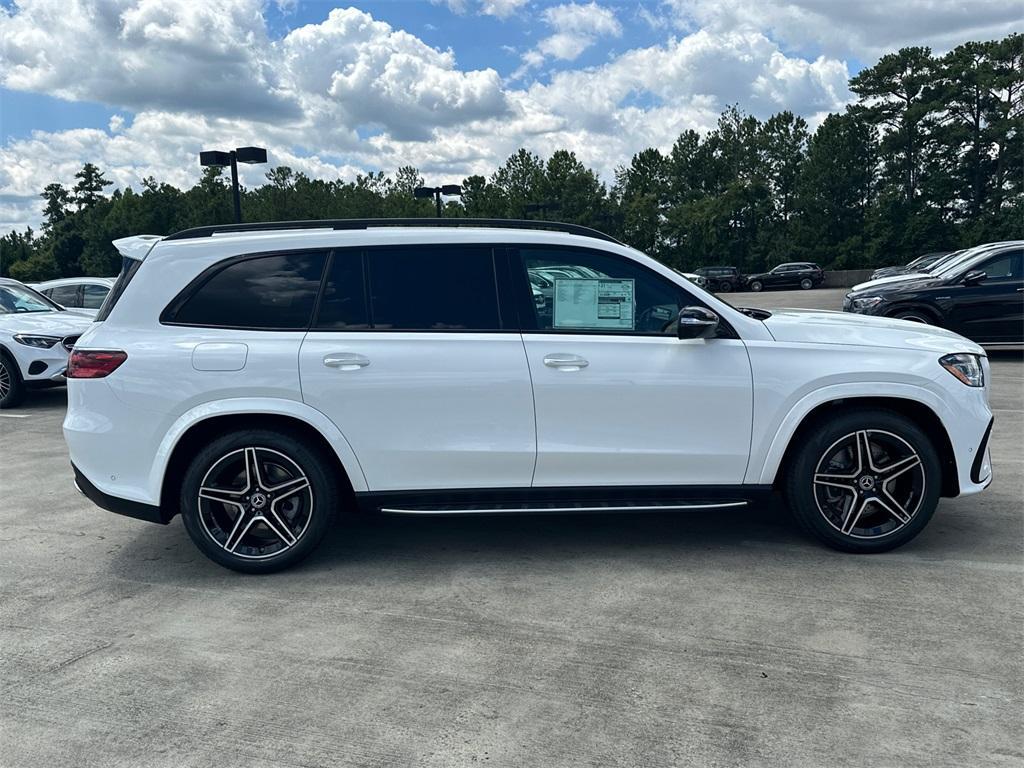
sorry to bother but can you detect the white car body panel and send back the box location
[64,226,993,519]
[523,334,752,486]
[0,288,94,384]
[299,332,536,490]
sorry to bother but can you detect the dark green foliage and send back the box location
[1,34,1020,281]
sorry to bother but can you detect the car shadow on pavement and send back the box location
[106,500,806,583]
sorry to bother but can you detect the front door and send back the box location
[300,246,536,491]
[513,247,754,488]
[946,248,1024,343]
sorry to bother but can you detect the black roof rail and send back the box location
[163,217,622,244]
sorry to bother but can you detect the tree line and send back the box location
[1,34,1020,281]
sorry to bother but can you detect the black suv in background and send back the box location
[844,242,1023,346]
[694,266,742,292]
[744,262,824,291]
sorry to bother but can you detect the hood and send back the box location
[851,271,933,292]
[762,308,983,355]
[0,310,94,336]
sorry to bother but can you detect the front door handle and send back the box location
[323,353,370,371]
[543,354,589,371]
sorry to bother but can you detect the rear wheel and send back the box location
[718,281,733,292]
[799,278,813,290]
[180,429,339,573]
[784,409,941,553]
[749,280,763,292]
[0,352,25,409]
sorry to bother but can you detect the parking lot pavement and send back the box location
[1,289,1021,768]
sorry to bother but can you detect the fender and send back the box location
[148,397,370,499]
[748,380,955,486]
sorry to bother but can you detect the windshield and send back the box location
[932,247,1002,278]
[0,284,61,314]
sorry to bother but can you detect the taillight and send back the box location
[67,350,128,379]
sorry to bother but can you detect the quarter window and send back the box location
[170,252,325,329]
[366,247,501,330]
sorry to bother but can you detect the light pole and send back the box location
[414,184,462,217]
[199,146,268,223]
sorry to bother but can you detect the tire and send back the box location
[891,309,933,325]
[718,281,733,292]
[0,351,25,409]
[180,428,339,573]
[749,280,763,292]
[784,408,941,553]
[799,278,813,290]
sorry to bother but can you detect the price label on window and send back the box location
[553,278,635,330]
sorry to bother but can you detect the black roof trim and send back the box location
[164,218,622,244]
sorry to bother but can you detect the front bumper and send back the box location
[73,463,170,525]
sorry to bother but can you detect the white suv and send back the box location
[65,220,994,573]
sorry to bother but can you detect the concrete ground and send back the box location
[1,288,1021,767]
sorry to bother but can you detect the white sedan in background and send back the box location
[32,277,115,319]
[0,278,94,408]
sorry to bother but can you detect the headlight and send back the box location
[851,296,884,311]
[13,334,61,349]
[940,353,985,387]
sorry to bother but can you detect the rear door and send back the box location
[299,245,536,491]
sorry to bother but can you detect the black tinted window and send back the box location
[367,247,500,330]
[315,252,370,330]
[976,250,1023,280]
[172,252,325,329]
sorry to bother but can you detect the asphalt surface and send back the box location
[1,288,1021,767]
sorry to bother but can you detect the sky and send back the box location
[0,0,1020,232]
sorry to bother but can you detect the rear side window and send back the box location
[82,284,109,309]
[315,252,370,330]
[169,252,326,329]
[365,247,501,330]
[50,285,81,307]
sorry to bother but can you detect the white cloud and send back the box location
[520,2,622,70]
[480,0,530,19]
[0,0,878,232]
[664,0,1022,59]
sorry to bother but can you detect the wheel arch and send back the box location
[884,301,942,324]
[154,401,368,520]
[772,396,959,498]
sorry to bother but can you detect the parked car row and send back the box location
[843,240,1023,347]
[693,263,825,292]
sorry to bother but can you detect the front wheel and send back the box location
[718,281,733,292]
[0,352,25,409]
[891,310,933,324]
[784,409,941,553]
[749,280,763,292]
[799,278,814,290]
[180,429,339,573]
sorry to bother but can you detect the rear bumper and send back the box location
[73,463,170,525]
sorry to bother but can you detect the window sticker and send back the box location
[552,278,635,330]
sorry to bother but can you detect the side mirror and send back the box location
[962,270,986,286]
[677,306,719,340]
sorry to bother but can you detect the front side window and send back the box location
[517,248,693,335]
[974,250,1023,281]
[366,247,501,330]
[170,252,326,329]
[82,284,110,309]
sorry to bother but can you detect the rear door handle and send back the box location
[543,354,589,371]
[323,353,370,371]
